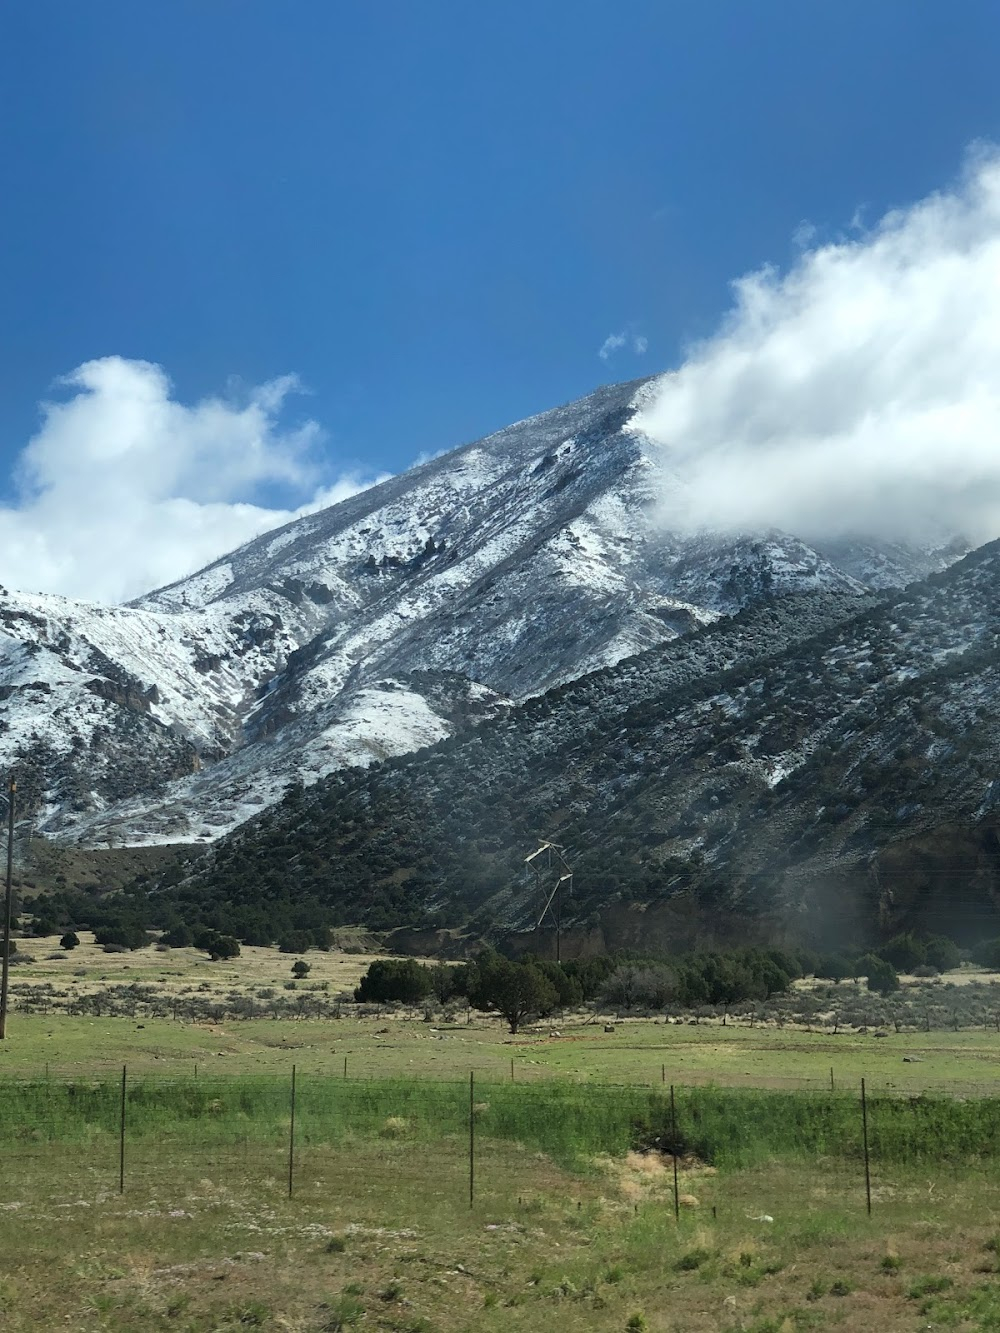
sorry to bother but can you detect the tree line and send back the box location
[352,932,975,1032]
[354,946,803,1033]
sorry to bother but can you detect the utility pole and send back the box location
[0,776,15,1040]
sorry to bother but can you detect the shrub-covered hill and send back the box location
[134,539,1000,949]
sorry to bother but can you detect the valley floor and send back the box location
[2,937,1000,1327]
[5,1011,1000,1095]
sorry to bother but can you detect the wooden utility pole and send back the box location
[0,777,15,1040]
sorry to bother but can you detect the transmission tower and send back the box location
[524,840,573,963]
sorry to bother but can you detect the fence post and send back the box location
[469,1071,475,1209]
[288,1064,297,1198]
[662,1063,666,1084]
[119,1064,127,1195]
[861,1077,872,1216]
[343,1055,347,1080]
[510,1058,514,1082]
[830,1067,834,1093]
[670,1084,680,1222]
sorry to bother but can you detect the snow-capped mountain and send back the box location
[0,374,965,847]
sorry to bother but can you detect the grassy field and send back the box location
[4,937,1000,1327]
[10,1150,1000,1331]
[2,1075,1000,1330]
[4,1006,1000,1096]
[7,930,383,999]
[7,934,1000,1094]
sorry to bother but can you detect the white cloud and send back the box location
[633,145,1000,548]
[599,329,648,360]
[0,357,382,603]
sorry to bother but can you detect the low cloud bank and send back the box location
[0,357,381,602]
[634,146,1000,548]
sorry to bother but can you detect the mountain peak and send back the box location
[0,375,967,848]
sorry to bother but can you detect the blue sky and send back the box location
[3,1,1000,599]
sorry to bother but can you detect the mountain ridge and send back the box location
[151,538,1000,949]
[0,373,967,850]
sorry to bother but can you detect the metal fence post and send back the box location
[119,1064,127,1194]
[670,1084,680,1222]
[288,1064,297,1198]
[861,1077,872,1216]
[469,1071,475,1209]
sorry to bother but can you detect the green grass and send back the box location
[3,1073,1000,1175]
[2,1076,1000,1329]
[6,1010,1000,1096]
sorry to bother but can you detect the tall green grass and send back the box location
[0,1075,997,1171]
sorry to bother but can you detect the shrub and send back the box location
[856,954,899,995]
[816,954,853,982]
[675,1248,712,1272]
[429,963,458,1003]
[531,958,584,1010]
[160,924,193,948]
[878,932,927,972]
[279,931,313,954]
[908,1275,953,1299]
[972,938,1000,969]
[292,960,311,979]
[796,948,821,977]
[59,932,80,951]
[355,958,434,1005]
[925,935,961,972]
[94,923,149,950]
[599,950,789,1010]
[192,929,240,961]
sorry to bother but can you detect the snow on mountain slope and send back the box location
[168,542,1000,943]
[0,374,966,846]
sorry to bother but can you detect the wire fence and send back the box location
[3,1068,1000,1221]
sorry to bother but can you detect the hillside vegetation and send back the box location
[94,538,1000,950]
